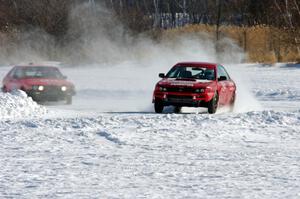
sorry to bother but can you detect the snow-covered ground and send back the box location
[1,63,300,198]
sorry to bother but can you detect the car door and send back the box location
[218,65,235,104]
[3,68,14,91]
[216,65,228,105]
[5,67,22,91]
[225,79,236,104]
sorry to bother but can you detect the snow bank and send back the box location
[0,90,47,119]
[1,110,300,198]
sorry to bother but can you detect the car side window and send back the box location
[13,68,24,79]
[217,65,230,80]
[7,68,16,78]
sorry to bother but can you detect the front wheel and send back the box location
[154,101,164,113]
[229,93,236,112]
[174,106,182,114]
[207,92,218,114]
[1,86,6,92]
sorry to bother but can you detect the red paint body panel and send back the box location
[2,65,75,102]
[3,65,74,91]
[153,62,236,108]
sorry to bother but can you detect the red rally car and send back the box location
[153,62,236,114]
[2,64,75,104]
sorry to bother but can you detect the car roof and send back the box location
[175,62,218,69]
[13,64,59,69]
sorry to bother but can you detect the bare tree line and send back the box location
[0,0,299,33]
[101,0,300,29]
[104,0,300,58]
[0,0,299,61]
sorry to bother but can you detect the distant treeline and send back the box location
[0,0,299,35]
[0,0,299,63]
[103,0,300,31]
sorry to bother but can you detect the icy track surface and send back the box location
[1,63,300,198]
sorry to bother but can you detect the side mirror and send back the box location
[218,76,227,81]
[159,73,165,78]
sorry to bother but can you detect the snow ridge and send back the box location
[0,90,47,119]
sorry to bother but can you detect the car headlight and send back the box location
[195,88,205,93]
[61,86,67,92]
[159,87,167,92]
[32,85,44,91]
[38,86,44,91]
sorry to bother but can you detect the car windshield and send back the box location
[166,66,215,80]
[14,67,64,79]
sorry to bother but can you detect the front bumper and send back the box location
[27,87,75,102]
[153,91,214,107]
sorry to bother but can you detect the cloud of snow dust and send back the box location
[225,65,262,113]
[0,2,261,113]
[63,2,261,113]
[0,28,57,64]
[65,2,245,66]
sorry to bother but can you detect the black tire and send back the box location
[229,93,236,112]
[154,101,164,113]
[66,96,72,105]
[174,106,182,114]
[208,92,218,114]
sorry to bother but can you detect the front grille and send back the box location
[44,85,61,93]
[168,95,193,99]
[165,87,195,92]
[167,95,194,103]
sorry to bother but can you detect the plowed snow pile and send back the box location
[0,91,47,119]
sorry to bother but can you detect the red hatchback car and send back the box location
[153,62,236,114]
[2,64,76,104]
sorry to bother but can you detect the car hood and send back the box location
[158,78,215,88]
[20,78,74,87]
